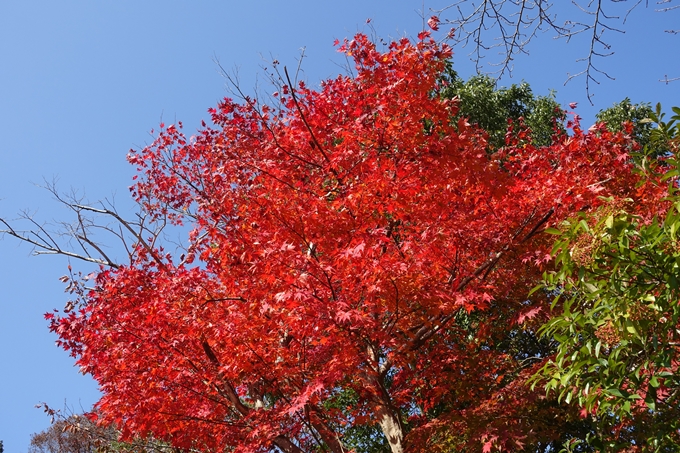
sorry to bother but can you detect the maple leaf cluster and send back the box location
[46,33,667,452]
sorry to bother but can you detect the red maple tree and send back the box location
[46,33,667,452]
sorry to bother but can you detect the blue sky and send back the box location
[0,1,677,451]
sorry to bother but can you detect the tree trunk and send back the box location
[377,405,404,453]
[274,435,306,453]
[365,343,404,453]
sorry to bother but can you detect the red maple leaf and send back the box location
[428,15,440,31]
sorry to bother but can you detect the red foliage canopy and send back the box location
[47,33,665,452]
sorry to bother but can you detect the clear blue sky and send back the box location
[0,2,677,451]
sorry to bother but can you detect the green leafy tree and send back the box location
[644,105,680,160]
[537,201,680,451]
[595,98,654,150]
[438,69,565,150]
[533,107,680,452]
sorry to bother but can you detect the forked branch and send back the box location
[434,0,678,102]
[0,184,170,270]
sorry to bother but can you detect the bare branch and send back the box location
[1,183,174,270]
[436,1,568,78]
[436,0,678,100]
[656,0,680,12]
[0,216,118,268]
[660,74,680,84]
[283,66,332,167]
[563,0,618,103]
[73,204,167,269]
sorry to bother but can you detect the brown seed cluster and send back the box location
[570,233,600,267]
[627,301,654,322]
[569,200,629,268]
[595,321,621,347]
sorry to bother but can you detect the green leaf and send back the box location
[622,400,632,414]
[661,169,680,181]
[650,375,660,388]
[608,388,626,398]
[645,389,657,411]
[605,215,614,229]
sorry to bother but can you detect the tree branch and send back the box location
[435,0,677,100]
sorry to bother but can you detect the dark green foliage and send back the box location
[643,104,680,161]
[597,101,680,165]
[438,66,565,149]
[596,98,654,148]
[322,389,390,453]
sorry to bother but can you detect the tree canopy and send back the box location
[28,415,114,453]
[17,32,671,453]
[439,68,564,150]
[26,409,180,453]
